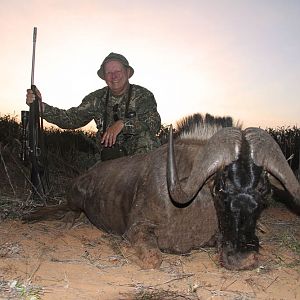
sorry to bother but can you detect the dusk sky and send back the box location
[1,0,299,130]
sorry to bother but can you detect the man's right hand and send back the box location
[26,86,43,104]
[26,87,44,111]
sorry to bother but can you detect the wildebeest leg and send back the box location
[125,223,162,269]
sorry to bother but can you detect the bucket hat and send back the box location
[97,52,134,79]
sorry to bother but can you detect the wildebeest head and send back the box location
[167,125,300,270]
[212,138,271,270]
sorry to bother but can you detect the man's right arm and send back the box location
[43,98,95,130]
[26,88,104,130]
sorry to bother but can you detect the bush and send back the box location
[266,126,300,173]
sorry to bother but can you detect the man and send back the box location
[26,52,161,161]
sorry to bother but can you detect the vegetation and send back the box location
[0,279,43,300]
[0,114,21,145]
[0,114,100,219]
[266,126,300,174]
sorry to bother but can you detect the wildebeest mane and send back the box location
[175,113,234,141]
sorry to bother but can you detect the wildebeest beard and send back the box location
[212,137,271,269]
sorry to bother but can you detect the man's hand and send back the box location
[26,87,45,112]
[101,120,124,147]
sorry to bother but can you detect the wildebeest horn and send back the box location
[167,126,243,205]
[244,127,300,206]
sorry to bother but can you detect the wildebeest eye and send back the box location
[212,184,228,197]
[218,188,228,196]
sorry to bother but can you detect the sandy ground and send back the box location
[0,205,299,300]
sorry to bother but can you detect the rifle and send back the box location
[21,27,49,201]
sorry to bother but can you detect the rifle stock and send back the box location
[20,110,29,163]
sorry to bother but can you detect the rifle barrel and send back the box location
[31,27,37,87]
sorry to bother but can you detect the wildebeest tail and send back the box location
[22,203,75,223]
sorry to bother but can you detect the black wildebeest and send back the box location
[25,113,300,270]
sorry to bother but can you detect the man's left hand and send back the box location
[101,120,124,147]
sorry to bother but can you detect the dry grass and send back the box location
[0,278,44,300]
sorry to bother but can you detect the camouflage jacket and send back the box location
[43,84,161,157]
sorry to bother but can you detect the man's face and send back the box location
[104,60,130,96]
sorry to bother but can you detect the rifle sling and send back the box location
[102,84,132,133]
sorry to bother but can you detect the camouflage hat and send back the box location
[97,52,134,80]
